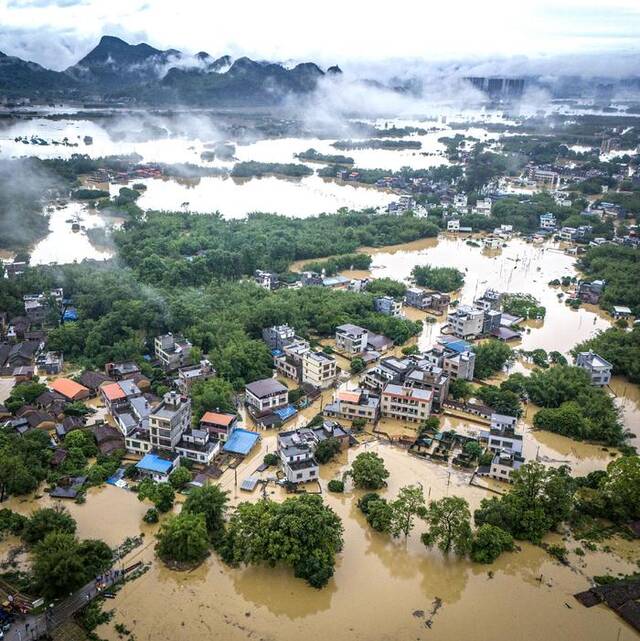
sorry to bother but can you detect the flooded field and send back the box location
[135,173,393,218]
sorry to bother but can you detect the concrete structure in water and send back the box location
[575,350,613,387]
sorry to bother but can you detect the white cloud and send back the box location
[0,0,639,70]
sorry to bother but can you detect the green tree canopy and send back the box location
[422,496,473,556]
[349,452,389,490]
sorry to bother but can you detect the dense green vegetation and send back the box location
[155,512,210,565]
[579,245,640,314]
[1,259,420,387]
[411,265,464,292]
[318,164,463,185]
[114,210,438,283]
[295,148,354,165]
[348,452,389,489]
[220,494,343,588]
[574,326,640,383]
[365,277,407,299]
[230,161,313,178]
[333,139,421,151]
[301,253,372,276]
[502,293,546,319]
[473,341,514,380]
[475,462,573,543]
[518,365,624,444]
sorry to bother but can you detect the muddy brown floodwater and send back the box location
[84,440,640,641]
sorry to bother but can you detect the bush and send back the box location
[143,508,159,524]
[263,453,279,467]
[327,479,344,493]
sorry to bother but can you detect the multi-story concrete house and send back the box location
[278,429,318,483]
[486,413,523,455]
[176,359,216,394]
[149,390,192,451]
[474,289,502,312]
[200,411,239,442]
[362,356,413,390]
[262,324,296,351]
[335,324,368,355]
[324,388,380,423]
[539,212,557,229]
[423,340,476,381]
[576,350,613,386]
[577,280,605,305]
[482,451,526,483]
[154,333,193,372]
[403,362,450,408]
[274,339,310,381]
[278,420,351,484]
[381,383,432,423]
[405,287,431,310]
[245,378,289,417]
[302,351,337,389]
[374,296,403,317]
[448,305,484,339]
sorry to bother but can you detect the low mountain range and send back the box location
[0,35,342,106]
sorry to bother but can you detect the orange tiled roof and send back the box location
[51,378,89,400]
[338,390,362,404]
[201,411,235,426]
[100,382,127,402]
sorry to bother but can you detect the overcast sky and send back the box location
[1,0,640,70]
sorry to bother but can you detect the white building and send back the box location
[487,413,523,455]
[154,334,192,372]
[335,324,368,355]
[149,391,192,451]
[486,451,525,483]
[374,296,403,317]
[539,212,557,230]
[245,378,289,416]
[473,198,492,216]
[575,350,613,386]
[447,219,461,232]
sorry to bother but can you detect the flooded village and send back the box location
[1,79,640,641]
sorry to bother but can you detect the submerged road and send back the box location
[5,570,123,641]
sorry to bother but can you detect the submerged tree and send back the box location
[422,496,472,556]
[390,485,425,539]
[348,452,389,490]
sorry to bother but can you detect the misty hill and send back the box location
[0,50,77,94]
[66,35,181,88]
[161,57,324,104]
[0,35,334,106]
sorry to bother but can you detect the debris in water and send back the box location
[412,610,424,618]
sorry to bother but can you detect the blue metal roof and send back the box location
[136,453,173,474]
[274,405,297,421]
[223,429,260,456]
